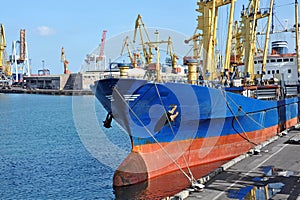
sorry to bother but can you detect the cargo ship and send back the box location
[92,0,300,187]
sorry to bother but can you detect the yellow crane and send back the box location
[0,24,11,77]
[120,36,138,68]
[133,14,153,65]
[184,32,202,60]
[295,0,300,74]
[236,0,273,82]
[166,36,178,72]
[196,0,233,81]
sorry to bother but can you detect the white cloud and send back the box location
[36,26,56,36]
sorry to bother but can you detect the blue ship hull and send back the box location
[94,78,300,186]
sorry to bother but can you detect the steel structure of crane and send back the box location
[166,36,179,72]
[143,30,179,82]
[83,30,107,71]
[0,24,6,72]
[120,36,138,68]
[99,30,107,63]
[0,24,12,88]
[232,0,273,82]
[196,0,233,81]
[61,47,71,74]
[10,29,30,82]
[133,14,179,82]
[133,14,153,65]
[188,0,276,84]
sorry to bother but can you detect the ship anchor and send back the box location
[103,112,113,128]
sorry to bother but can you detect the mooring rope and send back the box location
[225,91,265,129]
[220,89,258,146]
[112,87,195,184]
[153,82,196,183]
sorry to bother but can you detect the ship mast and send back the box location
[243,0,259,81]
[295,0,300,74]
[224,0,236,73]
[261,0,274,76]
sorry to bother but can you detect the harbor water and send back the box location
[0,94,227,199]
[0,94,131,199]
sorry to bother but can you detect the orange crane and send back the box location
[61,47,70,74]
[99,30,107,62]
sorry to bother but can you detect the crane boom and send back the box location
[196,0,232,80]
[0,24,6,69]
[120,36,137,68]
[99,30,107,61]
[0,24,11,77]
[133,14,153,65]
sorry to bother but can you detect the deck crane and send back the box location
[166,37,178,72]
[295,0,299,74]
[120,36,138,68]
[143,31,175,81]
[196,0,233,81]
[99,30,107,62]
[61,47,70,74]
[133,14,153,65]
[184,32,202,60]
[237,0,273,82]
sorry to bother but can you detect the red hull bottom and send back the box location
[113,118,298,187]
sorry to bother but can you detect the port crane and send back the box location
[0,24,12,88]
[10,29,30,82]
[133,14,153,65]
[120,36,138,68]
[231,0,273,82]
[166,36,178,72]
[61,47,70,74]
[195,0,234,81]
[143,31,176,82]
[184,32,202,60]
[98,30,107,63]
[0,24,6,72]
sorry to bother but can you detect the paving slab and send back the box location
[183,128,300,200]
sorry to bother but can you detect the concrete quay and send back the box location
[173,127,300,200]
[0,88,93,95]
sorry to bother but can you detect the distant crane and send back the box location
[0,24,6,71]
[98,30,107,62]
[134,14,153,65]
[120,36,138,68]
[0,24,11,76]
[61,47,71,74]
[10,29,30,82]
[166,37,179,73]
[0,24,12,88]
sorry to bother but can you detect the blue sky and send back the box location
[2,0,297,74]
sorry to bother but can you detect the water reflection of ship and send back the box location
[114,160,228,200]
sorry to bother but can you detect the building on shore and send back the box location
[24,71,102,90]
